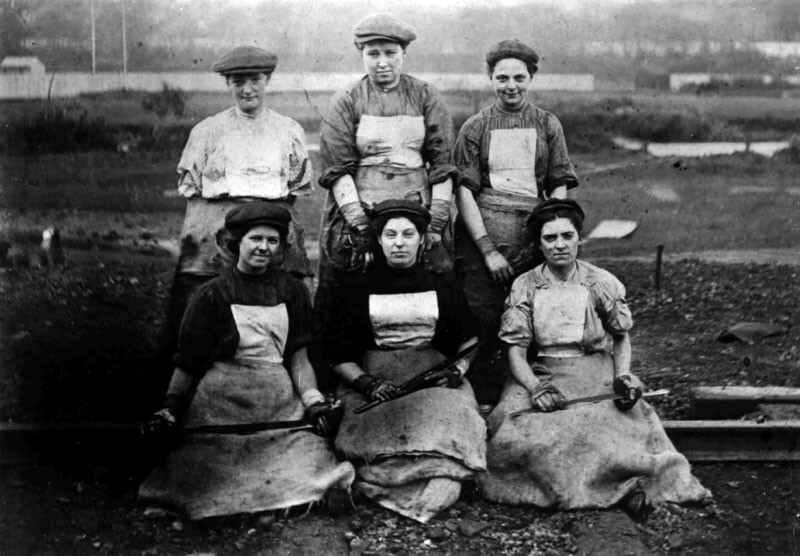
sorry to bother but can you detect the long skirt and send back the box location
[480,353,711,509]
[139,359,355,520]
[335,348,486,523]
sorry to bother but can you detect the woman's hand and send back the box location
[484,250,515,283]
[424,231,443,252]
[353,374,398,402]
[613,374,643,411]
[529,381,566,413]
[305,398,344,437]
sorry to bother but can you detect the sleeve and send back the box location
[176,122,208,198]
[498,274,535,348]
[286,120,314,196]
[593,272,633,336]
[322,284,370,366]
[421,83,459,186]
[173,284,238,377]
[543,113,579,195]
[282,276,314,358]
[433,279,480,356]
[453,115,485,195]
[318,89,360,190]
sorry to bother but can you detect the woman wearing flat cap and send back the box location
[453,39,580,404]
[161,45,314,359]
[481,199,710,516]
[140,201,354,520]
[323,200,486,523]
[313,13,459,354]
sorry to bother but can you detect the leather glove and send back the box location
[613,375,643,411]
[305,398,344,438]
[141,408,179,452]
[530,381,567,413]
[443,368,463,389]
[345,227,376,272]
[353,374,398,402]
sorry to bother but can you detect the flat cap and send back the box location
[353,13,417,46]
[486,39,539,73]
[212,46,278,75]
[224,201,292,234]
[529,198,585,223]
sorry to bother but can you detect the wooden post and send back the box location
[655,244,664,290]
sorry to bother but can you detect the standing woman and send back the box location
[482,199,710,514]
[324,201,486,523]
[140,202,354,520]
[161,46,314,356]
[454,39,579,403]
[314,13,458,327]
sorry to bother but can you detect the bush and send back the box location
[142,83,186,119]
[3,101,117,155]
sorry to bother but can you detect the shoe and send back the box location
[621,487,649,521]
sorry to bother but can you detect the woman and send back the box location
[161,45,314,357]
[140,202,354,520]
[454,39,579,403]
[324,200,486,523]
[314,12,458,334]
[481,199,710,514]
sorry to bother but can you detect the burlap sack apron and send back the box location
[139,304,355,519]
[334,291,486,523]
[319,115,452,276]
[480,285,710,508]
[177,130,311,277]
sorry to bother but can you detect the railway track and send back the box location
[1,418,798,465]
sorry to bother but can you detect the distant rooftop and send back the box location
[0,56,44,68]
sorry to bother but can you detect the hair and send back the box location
[356,40,408,52]
[225,225,288,256]
[487,57,538,78]
[526,206,584,250]
[372,213,428,237]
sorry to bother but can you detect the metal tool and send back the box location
[510,388,670,417]
[353,341,481,414]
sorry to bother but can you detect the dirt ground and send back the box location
[1,245,798,555]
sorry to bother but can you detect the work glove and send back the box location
[529,381,567,413]
[305,398,344,438]
[432,367,463,389]
[344,227,376,272]
[353,374,398,402]
[613,375,643,412]
[141,407,179,452]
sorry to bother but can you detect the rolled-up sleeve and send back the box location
[422,84,459,186]
[318,90,360,190]
[286,121,313,196]
[176,123,209,198]
[543,113,579,195]
[454,115,484,194]
[499,275,535,348]
[593,274,633,336]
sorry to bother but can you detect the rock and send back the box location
[668,533,685,550]
[443,520,459,532]
[257,514,275,530]
[170,520,184,531]
[458,519,490,537]
[427,527,449,542]
[140,548,159,556]
[349,518,366,532]
[349,537,370,556]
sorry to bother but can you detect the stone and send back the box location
[427,527,449,542]
[458,519,490,537]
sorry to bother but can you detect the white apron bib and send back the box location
[230,304,289,363]
[488,128,538,198]
[369,291,439,350]
[202,128,288,200]
[533,283,590,357]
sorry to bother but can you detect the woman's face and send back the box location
[490,57,531,111]
[361,40,405,88]
[539,217,580,271]
[379,216,421,269]
[237,224,282,274]
[227,72,268,115]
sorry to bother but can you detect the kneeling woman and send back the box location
[139,202,354,520]
[324,200,486,523]
[482,199,710,512]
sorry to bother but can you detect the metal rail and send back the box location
[1,420,799,464]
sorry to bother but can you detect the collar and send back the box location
[494,99,530,115]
